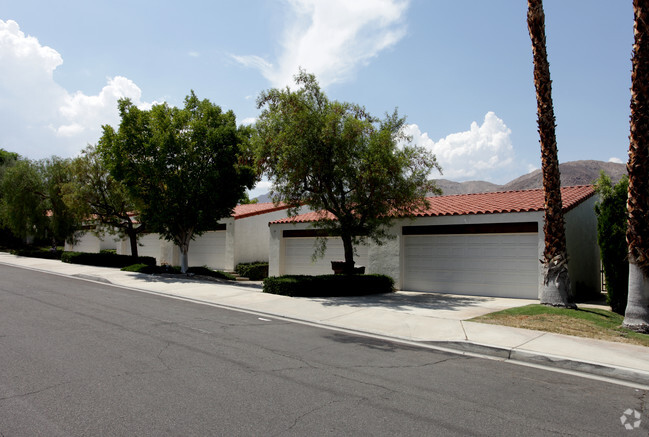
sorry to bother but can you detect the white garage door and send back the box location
[403,232,539,298]
[69,233,101,253]
[284,238,369,276]
[136,234,163,259]
[191,231,226,269]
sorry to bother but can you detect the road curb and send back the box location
[430,340,649,386]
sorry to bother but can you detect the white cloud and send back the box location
[405,112,527,182]
[248,179,273,199]
[0,19,154,159]
[608,157,624,164]
[526,164,539,174]
[233,0,409,88]
[240,117,257,126]
[188,51,200,57]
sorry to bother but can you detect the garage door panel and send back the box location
[284,238,368,276]
[137,234,162,259]
[191,231,226,269]
[403,233,538,299]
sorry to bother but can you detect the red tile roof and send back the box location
[270,185,596,224]
[233,202,290,219]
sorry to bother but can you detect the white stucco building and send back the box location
[268,186,599,299]
[113,202,307,271]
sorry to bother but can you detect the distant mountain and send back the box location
[430,160,625,196]
[253,160,627,200]
[501,160,626,192]
[432,179,502,196]
[254,193,272,203]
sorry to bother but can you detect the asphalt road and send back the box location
[0,264,646,436]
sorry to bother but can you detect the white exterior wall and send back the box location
[283,237,369,275]
[270,211,547,298]
[368,225,401,285]
[111,207,303,270]
[65,231,117,253]
[396,212,544,295]
[564,196,600,295]
[233,206,311,267]
[269,222,370,277]
[117,233,180,266]
[269,223,285,277]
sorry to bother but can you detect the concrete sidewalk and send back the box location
[3,252,649,387]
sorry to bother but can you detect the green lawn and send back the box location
[471,304,649,347]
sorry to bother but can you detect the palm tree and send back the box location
[623,0,649,332]
[527,0,574,308]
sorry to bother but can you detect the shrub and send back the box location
[186,266,236,280]
[121,263,158,273]
[120,263,235,279]
[263,274,394,297]
[100,249,117,255]
[10,247,63,260]
[61,251,156,268]
[235,262,269,280]
[594,173,629,314]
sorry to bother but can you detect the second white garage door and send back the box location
[190,231,226,270]
[283,238,369,276]
[402,232,539,299]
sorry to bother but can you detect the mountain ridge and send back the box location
[254,160,626,201]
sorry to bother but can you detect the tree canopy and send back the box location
[595,173,629,314]
[0,148,18,167]
[63,145,145,257]
[253,70,441,272]
[99,91,256,272]
[0,156,79,245]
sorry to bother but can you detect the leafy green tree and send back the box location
[42,156,80,245]
[0,148,19,195]
[253,70,441,273]
[0,157,81,246]
[99,92,256,272]
[63,145,145,257]
[0,159,47,241]
[0,148,18,167]
[595,172,629,314]
[0,148,20,247]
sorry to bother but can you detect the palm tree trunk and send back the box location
[527,0,574,308]
[624,0,649,332]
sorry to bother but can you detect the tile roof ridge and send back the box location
[427,184,593,200]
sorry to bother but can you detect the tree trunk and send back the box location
[180,246,189,274]
[527,0,574,308]
[624,0,649,331]
[127,229,139,258]
[341,234,355,274]
[177,230,192,274]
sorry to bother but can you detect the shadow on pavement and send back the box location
[323,332,423,352]
[126,272,264,289]
[307,291,490,313]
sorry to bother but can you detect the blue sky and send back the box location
[0,1,633,196]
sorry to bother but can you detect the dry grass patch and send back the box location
[472,304,649,347]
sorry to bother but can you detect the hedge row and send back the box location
[11,248,63,260]
[263,274,394,297]
[121,263,236,280]
[235,262,269,280]
[121,263,158,273]
[62,251,156,268]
